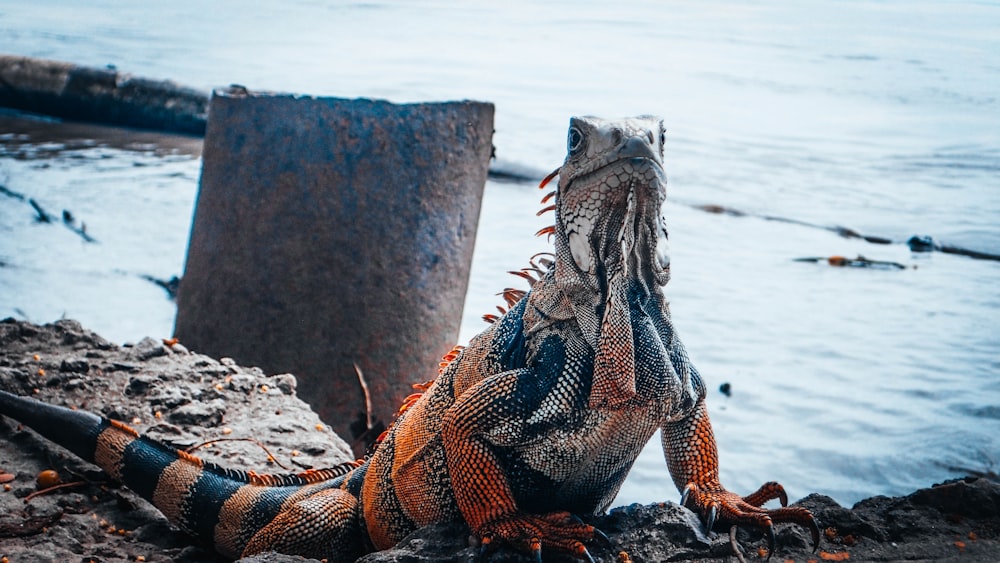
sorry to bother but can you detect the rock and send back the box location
[909,476,1000,519]
[133,336,169,360]
[59,357,90,373]
[166,398,226,426]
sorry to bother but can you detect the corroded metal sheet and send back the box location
[175,88,494,451]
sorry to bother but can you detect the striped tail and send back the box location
[0,389,357,558]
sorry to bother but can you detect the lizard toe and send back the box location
[474,511,602,562]
[742,481,788,508]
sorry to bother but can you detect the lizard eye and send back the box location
[567,126,584,154]
[659,129,666,146]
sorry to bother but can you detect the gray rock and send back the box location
[133,336,169,360]
[59,357,90,373]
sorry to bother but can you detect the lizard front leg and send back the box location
[663,399,819,556]
[441,368,602,562]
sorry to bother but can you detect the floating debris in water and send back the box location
[691,200,1000,262]
[794,255,908,269]
[138,274,181,299]
[908,235,1000,262]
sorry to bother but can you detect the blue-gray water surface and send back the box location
[0,0,998,508]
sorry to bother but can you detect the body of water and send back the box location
[1,0,998,508]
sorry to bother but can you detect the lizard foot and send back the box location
[681,481,820,560]
[475,511,605,562]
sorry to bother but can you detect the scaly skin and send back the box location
[0,116,818,561]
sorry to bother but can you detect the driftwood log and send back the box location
[0,54,208,135]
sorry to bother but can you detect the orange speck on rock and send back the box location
[315,423,325,431]
[162,338,178,347]
[968,531,977,541]
[222,427,233,435]
[819,551,850,561]
[758,546,770,558]
[132,417,142,424]
[33,354,40,361]
[954,541,966,551]
[37,368,45,377]
[0,472,15,484]
[36,469,61,488]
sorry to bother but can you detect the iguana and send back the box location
[0,115,819,562]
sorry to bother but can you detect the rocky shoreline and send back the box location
[1,318,997,562]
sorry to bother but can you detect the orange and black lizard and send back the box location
[0,116,819,561]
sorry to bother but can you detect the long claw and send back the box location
[705,503,717,533]
[477,536,494,562]
[680,483,695,508]
[531,540,543,563]
[591,526,612,549]
[808,514,821,552]
[580,546,596,563]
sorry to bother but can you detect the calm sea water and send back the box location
[1,1,998,507]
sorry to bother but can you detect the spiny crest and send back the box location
[239,463,360,487]
[437,345,464,375]
[111,420,361,487]
[483,169,561,325]
[109,418,141,437]
[240,461,361,487]
[370,350,455,448]
[535,167,560,241]
[482,253,554,324]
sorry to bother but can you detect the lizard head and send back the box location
[552,116,671,321]
[548,115,672,407]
